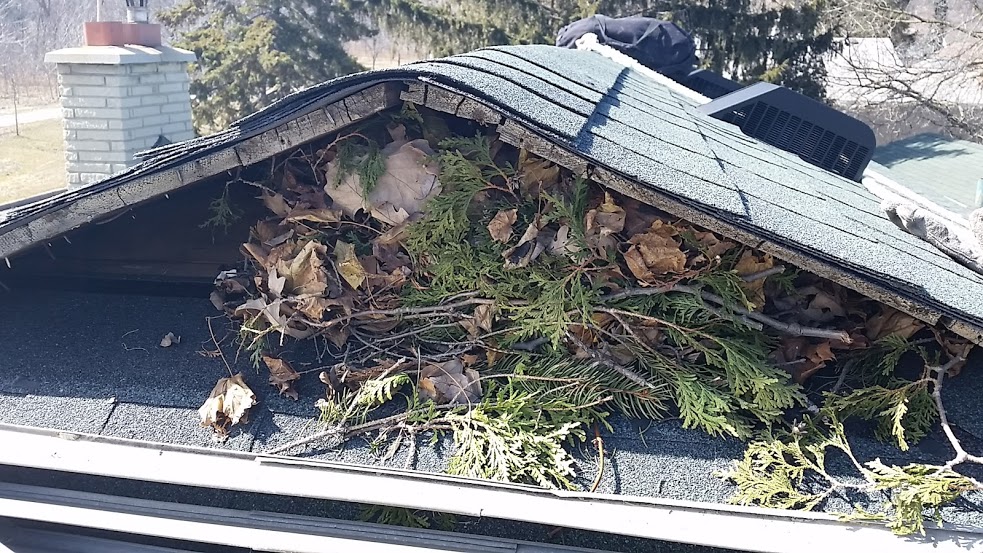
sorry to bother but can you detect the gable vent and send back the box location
[697,82,875,181]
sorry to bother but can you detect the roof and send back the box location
[873,133,983,216]
[0,289,980,534]
[2,45,983,343]
[1,44,983,547]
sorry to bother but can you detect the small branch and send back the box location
[207,316,234,377]
[589,424,605,493]
[564,330,659,392]
[741,265,786,283]
[309,297,495,329]
[602,286,851,343]
[929,355,983,482]
[265,412,408,455]
[265,407,455,455]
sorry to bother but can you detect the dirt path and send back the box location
[0,105,61,132]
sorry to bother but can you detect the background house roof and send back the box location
[873,133,983,216]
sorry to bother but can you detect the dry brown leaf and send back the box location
[263,355,301,400]
[503,221,545,268]
[518,149,560,197]
[549,224,579,256]
[282,240,328,296]
[261,190,291,217]
[866,307,925,341]
[370,139,442,225]
[324,139,441,226]
[159,332,180,347]
[323,167,368,217]
[267,266,286,298]
[209,291,225,311]
[693,230,736,259]
[735,251,774,310]
[473,303,495,333]
[234,298,316,340]
[585,192,626,257]
[801,289,846,323]
[791,341,836,384]
[198,373,256,437]
[623,220,687,284]
[335,240,366,290]
[418,358,482,405]
[488,209,518,243]
[388,123,407,143]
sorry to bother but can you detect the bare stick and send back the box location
[309,297,495,329]
[589,424,605,493]
[741,265,786,282]
[564,330,659,391]
[602,285,851,343]
[930,356,983,484]
[121,329,148,354]
[207,317,234,377]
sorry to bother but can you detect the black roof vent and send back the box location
[682,69,743,99]
[698,82,875,181]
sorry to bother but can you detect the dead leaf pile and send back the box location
[195,110,971,450]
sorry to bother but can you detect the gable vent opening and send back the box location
[697,82,875,181]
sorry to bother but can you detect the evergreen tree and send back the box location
[367,0,836,99]
[160,0,371,132]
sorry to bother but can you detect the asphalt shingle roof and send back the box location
[2,46,983,538]
[2,45,982,341]
[0,290,980,528]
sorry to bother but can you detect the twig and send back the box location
[602,285,851,343]
[121,329,148,354]
[564,330,659,391]
[929,356,983,483]
[309,297,495,329]
[207,316,234,377]
[831,359,853,395]
[741,265,786,282]
[266,407,455,455]
[589,424,605,493]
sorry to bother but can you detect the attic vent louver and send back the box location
[697,83,875,181]
[682,69,743,100]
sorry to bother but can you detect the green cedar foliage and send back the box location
[402,135,803,440]
[159,0,369,132]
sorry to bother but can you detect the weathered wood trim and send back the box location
[0,83,405,263]
[422,85,466,115]
[456,97,503,126]
[400,81,426,104]
[498,119,589,175]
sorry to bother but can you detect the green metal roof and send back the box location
[873,133,983,216]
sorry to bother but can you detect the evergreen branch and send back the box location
[602,285,851,342]
[563,330,661,392]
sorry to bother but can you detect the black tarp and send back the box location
[556,15,697,78]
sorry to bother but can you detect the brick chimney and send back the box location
[44,22,196,190]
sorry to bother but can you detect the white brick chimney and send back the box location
[44,45,197,189]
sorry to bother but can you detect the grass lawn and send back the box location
[0,119,65,205]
